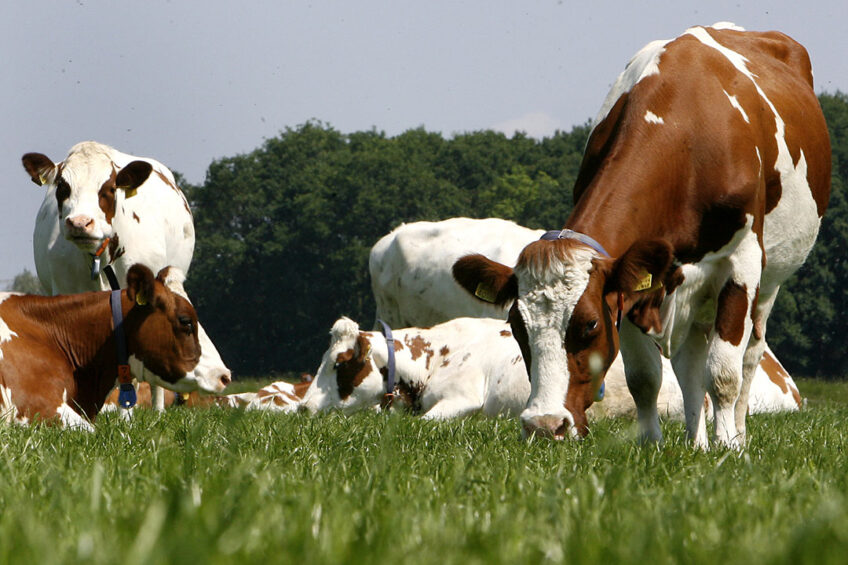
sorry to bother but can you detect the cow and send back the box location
[0,264,222,430]
[299,317,531,418]
[372,217,801,418]
[21,141,231,407]
[220,380,312,412]
[452,24,830,447]
[295,316,800,421]
[591,346,802,420]
[370,217,544,328]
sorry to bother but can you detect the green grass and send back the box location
[1,386,847,564]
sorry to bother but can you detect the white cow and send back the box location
[370,217,803,415]
[298,316,800,420]
[370,218,544,328]
[22,141,231,398]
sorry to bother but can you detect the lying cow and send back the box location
[0,264,222,430]
[220,380,312,412]
[22,141,231,408]
[297,317,801,420]
[300,317,530,418]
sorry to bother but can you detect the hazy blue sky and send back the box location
[2,1,846,283]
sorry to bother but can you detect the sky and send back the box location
[2,0,846,285]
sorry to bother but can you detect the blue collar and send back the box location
[110,290,137,409]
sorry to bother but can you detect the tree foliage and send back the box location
[174,94,848,379]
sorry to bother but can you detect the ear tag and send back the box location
[474,282,497,303]
[38,174,47,186]
[634,270,653,292]
[124,187,139,198]
[135,292,148,306]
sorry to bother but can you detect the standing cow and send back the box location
[22,141,231,402]
[453,24,829,447]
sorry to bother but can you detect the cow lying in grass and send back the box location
[295,316,801,421]
[0,264,225,430]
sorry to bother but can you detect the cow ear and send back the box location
[116,161,153,195]
[605,239,674,298]
[355,334,373,363]
[452,254,518,307]
[22,153,57,186]
[126,264,156,307]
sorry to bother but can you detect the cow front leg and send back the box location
[151,385,166,411]
[672,329,710,449]
[619,321,663,443]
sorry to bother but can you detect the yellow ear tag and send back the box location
[39,174,47,186]
[634,271,652,292]
[124,187,139,199]
[135,292,148,306]
[474,282,497,303]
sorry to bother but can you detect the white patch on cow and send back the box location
[0,294,19,361]
[593,38,671,127]
[724,91,750,123]
[644,111,664,125]
[0,383,19,423]
[56,390,94,432]
[245,381,301,413]
[516,246,595,437]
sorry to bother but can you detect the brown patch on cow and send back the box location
[98,166,119,224]
[334,334,374,400]
[132,212,141,223]
[500,330,512,337]
[440,344,450,368]
[715,281,748,346]
[395,381,424,414]
[512,355,522,365]
[750,285,764,340]
[55,175,71,213]
[759,349,790,394]
[108,235,125,261]
[573,92,630,203]
[405,335,434,369]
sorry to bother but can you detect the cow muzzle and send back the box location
[520,410,578,441]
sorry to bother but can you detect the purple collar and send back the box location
[540,229,610,258]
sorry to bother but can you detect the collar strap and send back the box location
[90,238,111,280]
[110,289,136,409]
[540,229,610,258]
[376,319,396,409]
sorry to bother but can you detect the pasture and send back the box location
[1,380,846,564]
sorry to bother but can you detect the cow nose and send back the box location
[65,215,95,235]
[520,413,574,441]
[219,372,232,388]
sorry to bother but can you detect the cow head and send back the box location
[300,317,383,413]
[153,267,232,394]
[123,264,208,394]
[22,142,153,253]
[453,237,673,439]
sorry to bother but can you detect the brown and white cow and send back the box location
[299,317,531,418]
[220,380,312,412]
[0,264,214,430]
[453,24,830,447]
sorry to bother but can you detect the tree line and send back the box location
[10,93,848,379]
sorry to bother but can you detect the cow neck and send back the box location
[376,319,397,409]
[109,290,137,409]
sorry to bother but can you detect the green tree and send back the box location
[7,269,45,294]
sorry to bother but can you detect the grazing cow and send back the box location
[300,317,531,418]
[453,24,829,447]
[21,141,231,406]
[371,217,800,417]
[370,218,544,328]
[0,264,222,430]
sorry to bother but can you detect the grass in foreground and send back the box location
[0,390,847,564]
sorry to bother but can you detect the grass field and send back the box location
[1,379,846,564]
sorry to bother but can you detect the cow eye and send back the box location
[583,319,599,338]
[178,316,194,333]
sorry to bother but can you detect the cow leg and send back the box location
[671,329,710,449]
[422,398,482,420]
[619,320,663,443]
[736,286,779,441]
[706,234,762,449]
[151,385,166,411]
